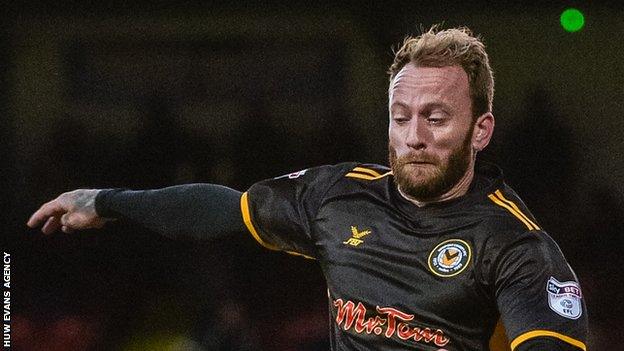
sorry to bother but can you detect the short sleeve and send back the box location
[491,231,588,350]
[240,163,355,259]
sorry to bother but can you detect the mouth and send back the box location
[405,161,433,165]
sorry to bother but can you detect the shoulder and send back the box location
[468,183,557,257]
[476,184,542,235]
[343,163,392,181]
[325,163,393,199]
[248,162,389,199]
[273,162,394,206]
[256,162,360,189]
[477,204,564,267]
[272,162,358,181]
[288,162,392,190]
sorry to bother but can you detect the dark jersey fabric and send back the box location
[95,184,245,240]
[243,161,587,351]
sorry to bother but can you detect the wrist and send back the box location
[94,188,125,219]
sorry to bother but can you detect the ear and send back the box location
[472,112,495,152]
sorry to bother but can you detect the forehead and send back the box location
[389,63,470,106]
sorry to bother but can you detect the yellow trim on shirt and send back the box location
[494,190,541,230]
[510,330,586,350]
[345,171,393,181]
[352,167,382,177]
[240,192,280,251]
[487,193,536,231]
[489,319,511,351]
[240,192,316,260]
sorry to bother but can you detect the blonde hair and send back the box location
[388,26,494,118]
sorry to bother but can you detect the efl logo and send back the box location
[546,277,582,320]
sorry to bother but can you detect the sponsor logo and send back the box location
[343,226,371,247]
[274,169,308,180]
[547,277,582,319]
[428,239,472,277]
[333,299,450,347]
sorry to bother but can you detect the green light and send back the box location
[560,8,585,32]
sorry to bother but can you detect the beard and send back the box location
[389,126,474,202]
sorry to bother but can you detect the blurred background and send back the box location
[3,1,623,350]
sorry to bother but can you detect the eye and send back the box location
[426,111,448,125]
[393,119,410,126]
[427,117,443,125]
[391,114,410,125]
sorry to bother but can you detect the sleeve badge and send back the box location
[546,277,583,319]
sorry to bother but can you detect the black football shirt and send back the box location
[241,161,587,350]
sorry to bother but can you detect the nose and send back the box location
[405,119,427,150]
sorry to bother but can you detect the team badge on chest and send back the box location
[428,239,472,277]
[547,277,583,319]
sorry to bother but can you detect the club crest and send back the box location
[428,239,472,277]
[547,277,582,319]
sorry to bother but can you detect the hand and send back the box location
[27,189,110,234]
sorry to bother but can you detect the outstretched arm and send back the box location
[27,184,246,240]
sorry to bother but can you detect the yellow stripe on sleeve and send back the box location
[284,250,316,260]
[510,330,586,350]
[240,192,316,260]
[494,190,541,230]
[488,193,536,231]
[240,192,280,251]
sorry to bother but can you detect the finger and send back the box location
[61,212,84,229]
[61,213,70,226]
[27,200,66,228]
[42,216,62,235]
[61,226,75,234]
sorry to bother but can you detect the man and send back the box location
[28,27,587,350]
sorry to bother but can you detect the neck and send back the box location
[398,159,476,208]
